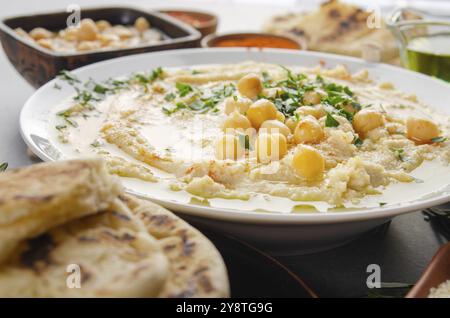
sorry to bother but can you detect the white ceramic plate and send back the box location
[20,48,450,254]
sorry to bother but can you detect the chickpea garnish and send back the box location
[260,120,291,137]
[237,74,263,99]
[406,117,440,143]
[246,99,278,129]
[77,19,98,41]
[135,17,151,33]
[303,90,321,105]
[352,109,384,136]
[222,111,252,132]
[224,96,252,115]
[285,117,299,133]
[255,132,287,163]
[96,20,112,32]
[295,105,326,119]
[292,145,325,180]
[29,27,53,40]
[294,116,324,144]
[215,134,244,160]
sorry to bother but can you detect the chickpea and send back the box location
[224,96,252,115]
[255,132,287,163]
[285,117,299,133]
[292,145,325,181]
[353,109,384,136]
[113,25,133,39]
[77,19,98,41]
[96,20,111,32]
[77,41,100,51]
[303,90,321,105]
[294,116,324,144]
[215,134,243,160]
[276,111,286,122]
[406,117,440,143]
[135,17,151,32]
[97,33,120,46]
[237,73,263,99]
[260,120,291,137]
[29,27,53,40]
[222,111,252,132]
[36,39,52,50]
[60,27,78,41]
[295,105,326,119]
[246,99,278,129]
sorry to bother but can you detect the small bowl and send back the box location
[0,6,201,88]
[202,32,303,50]
[159,9,218,38]
[406,242,450,298]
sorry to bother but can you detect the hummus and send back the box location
[51,62,450,211]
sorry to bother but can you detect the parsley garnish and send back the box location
[391,148,405,161]
[58,70,80,84]
[176,82,193,97]
[431,136,447,143]
[379,202,387,207]
[164,93,176,102]
[0,162,8,172]
[325,113,339,127]
[353,136,363,147]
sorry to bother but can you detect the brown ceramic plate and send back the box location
[0,6,201,88]
[202,230,317,298]
[159,9,218,38]
[202,32,303,50]
[406,242,450,298]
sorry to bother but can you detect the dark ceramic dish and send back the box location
[406,242,450,298]
[159,9,218,38]
[0,7,201,88]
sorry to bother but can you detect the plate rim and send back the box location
[20,47,450,225]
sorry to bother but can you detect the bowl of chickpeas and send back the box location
[0,6,201,87]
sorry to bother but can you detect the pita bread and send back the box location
[0,200,168,297]
[264,0,399,63]
[122,194,230,298]
[0,159,122,264]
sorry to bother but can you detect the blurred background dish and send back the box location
[407,242,450,298]
[202,32,303,50]
[159,9,218,38]
[0,6,201,88]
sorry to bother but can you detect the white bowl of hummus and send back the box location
[20,48,450,254]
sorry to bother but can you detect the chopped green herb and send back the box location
[0,162,8,172]
[176,82,193,97]
[58,70,80,84]
[379,202,387,207]
[163,102,187,115]
[353,136,363,147]
[90,140,101,147]
[191,70,201,75]
[325,113,339,127]
[63,117,78,128]
[431,136,447,143]
[55,125,67,131]
[391,148,405,161]
[262,71,272,88]
[164,92,176,102]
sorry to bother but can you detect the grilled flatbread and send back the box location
[122,194,230,298]
[264,0,400,63]
[0,159,122,264]
[0,200,169,297]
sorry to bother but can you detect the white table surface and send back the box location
[0,0,447,298]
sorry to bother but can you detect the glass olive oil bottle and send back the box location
[405,34,450,82]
